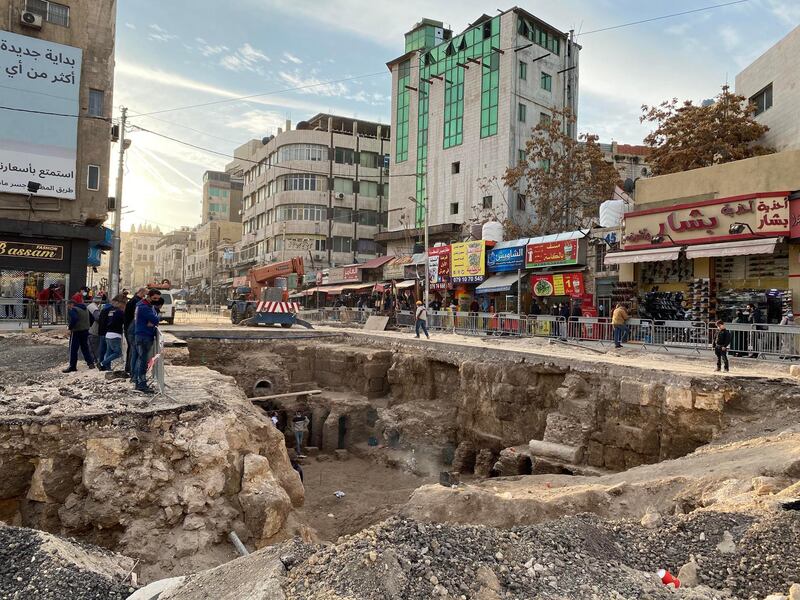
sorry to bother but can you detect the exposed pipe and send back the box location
[228,531,250,557]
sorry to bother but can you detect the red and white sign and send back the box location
[525,240,579,268]
[256,301,301,313]
[428,245,451,291]
[531,273,584,297]
[790,198,800,239]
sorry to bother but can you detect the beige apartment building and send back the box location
[120,224,161,290]
[154,227,194,288]
[0,0,116,304]
[233,114,390,274]
[202,170,243,224]
[184,220,241,302]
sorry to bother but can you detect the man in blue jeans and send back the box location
[133,289,161,394]
[100,295,127,371]
[292,411,309,455]
[414,300,429,339]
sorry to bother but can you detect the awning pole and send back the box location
[517,268,522,316]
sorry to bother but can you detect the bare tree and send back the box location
[502,107,620,237]
[641,85,774,176]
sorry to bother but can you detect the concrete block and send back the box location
[528,440,583,464]
[664,386,693,411]
[693,391,725,412]
[334,449,349,461]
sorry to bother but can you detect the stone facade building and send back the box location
[120,224,161,290]
[0,0,116,302]
[154,227,194,288]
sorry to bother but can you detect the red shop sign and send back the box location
[531,272,585,297]
[525,239,579,268]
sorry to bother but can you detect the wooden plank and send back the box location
[364,315,390,331]
[250,390,322,403]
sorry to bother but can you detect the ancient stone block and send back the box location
[587,441,604,468]
[664,386,693,411]
[603,446,625,471]
[0,456,35,500]
[238,454,292,547]
[27,457,81,504]
[334,449,349,461]
[542,413,586,446]
[473,449,495,478]
[493,447,532,476]
[619,379,657,406]
[528,440,583,464]
[451,441,476,473]
[693,391,725,412]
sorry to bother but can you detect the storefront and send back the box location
[450,240,486,310]
[607,191,792,323]
[525,233,594,315]
[478,240,527,313]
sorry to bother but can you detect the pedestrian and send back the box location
[270,411,279,427]
[779,309,796,359]
[730,309,747,356]
[559,302,570,339]
[414,300,429,339]
[747,303,765,358]
[99,295,126,371]
[36,285,54,324]
[612,303,629,349]
[1,276,15,319]
[713,320,732,372]
[529,300,541,316]
[124,288,146,376]
[87,297,102,366]
[62,297,95,372]
[469,298,479,314]
[292,411,309,455]
[132,289,161,394]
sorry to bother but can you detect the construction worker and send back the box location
[292,411,309,455]
[414,300,430,339]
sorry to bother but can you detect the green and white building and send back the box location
[377,9,580,254]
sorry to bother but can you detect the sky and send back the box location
[112,0,800,231]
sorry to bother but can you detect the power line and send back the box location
[580,0,750,35]
[125,71,389,119]
[0,104,114,121]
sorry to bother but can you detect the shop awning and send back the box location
[343,283,373,293]
[604,247,682,265]
[396,280,416,289]
[354,256,394,269]
[684,237,780,260]
[475,272,521,294]
[307,285,346,295]
[410,252,427,265]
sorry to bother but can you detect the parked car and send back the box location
[174,299,188,312]
[153,290,175,324]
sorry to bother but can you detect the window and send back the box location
[334,147,354,165]
[359,151,379,168]
[519,61,527,80]
[750,83,773,116]
[275,204,326,222]
[332,207,353,223]
[357,210,378,226]
[450,202,459,215]
[359,180,378,197]
[482,195,492,209]
[87,165,100,191]
[540,112,552,126]
[283,174,318,191]
[88,89,104,117]
[357,239,378,254]
[395,60,411,162]
[276,144,326,163]
[26,0,69,26]
[541,72,552,92]
[333,178,353,194]
[540,158,551,172]
[451,161,460,174]
[518,149,526,163]
[209,187,221,197]
[518,102,526,122]
[332,236,352,253]
[517,193,527,211]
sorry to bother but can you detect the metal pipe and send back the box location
[228,531,250,557]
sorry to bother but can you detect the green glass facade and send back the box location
[395,60,411,163]
[412,16,502,225]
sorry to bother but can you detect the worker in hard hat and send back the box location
[414,300,429,339]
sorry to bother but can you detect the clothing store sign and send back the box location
[0,240,63,261]
[622,193,789,249]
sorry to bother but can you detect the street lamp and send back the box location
[650,233,677,245]
[408,195,429,309]
[729,222,755,235]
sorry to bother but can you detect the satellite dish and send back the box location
[623,178,635,194]
[261,137,269,145]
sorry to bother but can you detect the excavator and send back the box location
[228,256,312,328]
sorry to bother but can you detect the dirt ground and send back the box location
[296,454,434,541]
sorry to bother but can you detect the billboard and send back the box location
[488,245,525,272]
[450,240,485,284]
[531,272,585,297]
[427,245,450,290]
[526,240,579,269]
[0,31,82,199]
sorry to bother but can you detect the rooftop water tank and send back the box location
[599,200,626,228]
[482,221,504,243]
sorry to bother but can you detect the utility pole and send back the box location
[110,107,127,297]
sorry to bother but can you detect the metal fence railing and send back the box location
[1,299,71,328]
[173,306,230,325]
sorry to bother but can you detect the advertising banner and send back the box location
[488,245,525,272]
[326,266,361,284]
[428,245,451,290]
[526,240,579,269]
[450,240,486,283]
[0,32,82,199]
[0,239,64,261]
[530,272,585,297]
[622,193,790,248]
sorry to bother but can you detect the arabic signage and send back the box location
[791,198,800,239]
[325,266,361,284]
[622,193,790,249]
[383,258,408,280]
[450,240,486,284]
[488,245,525,272]
[531,273,585,297]
[525,240,580,269]
[428,245,451,290]
[0,32,82,200]
[0,240,64,261]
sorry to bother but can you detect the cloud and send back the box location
[148,23,178,43]
[283,52,303,64]
[125,23,136,30]
[195,37,229,57]
[719,26,741,51]
[762,0,800,25]
[225,109,286,136]
[219,43,271,73]
[278,70,348,96]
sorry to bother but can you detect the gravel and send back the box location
[0,526,134,600]
[283,511,800,600]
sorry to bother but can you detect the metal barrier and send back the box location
[148,329,166,394]
[174,307,230,325]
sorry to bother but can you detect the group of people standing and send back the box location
[63,286,163,394]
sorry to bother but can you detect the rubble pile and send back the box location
[0,525,134,599]
[282,512,799,600]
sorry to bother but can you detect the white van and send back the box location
[156,289,175,324]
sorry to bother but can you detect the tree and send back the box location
[500,106,620,237]
[640,85,774,176]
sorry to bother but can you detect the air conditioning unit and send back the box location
[335,193,345,200]
[20,11,42,29]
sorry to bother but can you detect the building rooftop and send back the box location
[297,113,390,140]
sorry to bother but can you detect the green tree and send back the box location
[640,85,774,176]
[501,106,620,237]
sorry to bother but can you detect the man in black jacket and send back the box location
[714,320,732,372]
[124,288,146,375]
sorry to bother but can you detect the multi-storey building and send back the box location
[154,227,194,288]
[735,25,800,151]
[598,142,652,184]
[0,0,116,303]
[377,10,580,254]
[120,224,161,290]
[234,114,390,271]
[201,170,243,224]
[184,220,241,303]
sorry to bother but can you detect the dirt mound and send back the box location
[0,524,134,599]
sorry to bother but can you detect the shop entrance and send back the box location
[0,270,68,324]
